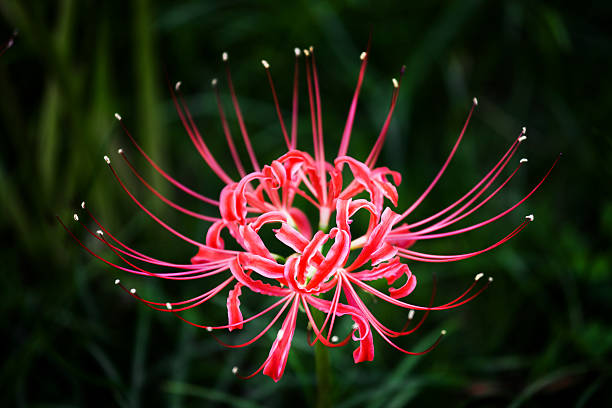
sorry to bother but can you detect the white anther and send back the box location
[522,126,527,134]
[441,329,447,335]
[211,78,218,87]
[73,214,79,221]
[114,279,120,285]
[174,81,181,91]
[130,288,136,294]
[303,49,310,56]
[331,335,339,343]
[206,327,212,332]
[408,310,415,320]
[475,273,484,281]
[520,158,528,163]
[392,78,399,88]
[488,277,494,282]
[261,59,269,69]
[222,52,228,61]
[360,51,367,60]
[81,201,86,209]
[104,155,110,164]
[518,136,527,142]
[352,323,359,330]
[118,148,124,154]
[277,329,284,339]
[96,230,104,236]
[525,214,534,222]
[473,97,478,106]
[114,113,122,120]
[232,366,239,375]
[165,302,172,310]
[294,47,301,56]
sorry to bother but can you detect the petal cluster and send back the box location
[61,46,558,382]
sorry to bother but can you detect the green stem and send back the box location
[314,313,332,408]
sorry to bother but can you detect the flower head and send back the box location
[61,45,558,382]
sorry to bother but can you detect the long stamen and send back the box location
[405,131,523,230]
[211,294,295,348]
[174,294,292,332]
[398,218,531,262]
[84,207,224,269]
[261,59,291,149]
[170,82,234,184]
[395,142,523,239]
[302,295,356,348]
[344,272,491,312]
[365,66,405,168]
[397,98,479,222]
[303,49,322,202]
[404,155,560,240]
[118,149,220,222]
[338,47,370,157]
[397,274,437,336]
[375,325,447,356]
[223,52,260,172]
[57,215,189,278]
[411,155,524,236]
[119,276,234,312]
[79,219,226,275]
[114,114,219,205]
[307,281,343,345]
[98,231,230,280]
[291,48,301,149]
[212,78,247,178]
[309,47,328,204]
[340,274,447,350]
[104,156,209,247]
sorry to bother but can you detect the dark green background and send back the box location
[1,1,610,406]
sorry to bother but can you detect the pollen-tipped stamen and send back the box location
[114,113,220,205]
[223,52,261,172]
[211,78,247,178]
[261,59,291,149]
[117,149,220,222]
[397,97,479,222]
[338,44,371,157]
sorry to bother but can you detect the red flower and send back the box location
[61,46,558,382]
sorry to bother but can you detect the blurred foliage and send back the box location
[1,0,611,406]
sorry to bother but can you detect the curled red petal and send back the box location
[251,211,287,232]
[307,228,350,289]
[229,257,289,297]
[191,245,235,263]
[389,274,417,299]
[227,283,244,331]
[206,220,227,248]
[262,296,300,382]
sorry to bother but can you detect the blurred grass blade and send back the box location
[165,381,267,408]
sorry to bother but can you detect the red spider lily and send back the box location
[60,45,559,382]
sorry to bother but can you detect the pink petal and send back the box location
[389,274,417,299]
[263,297,300,382]
[227,283,244,331]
